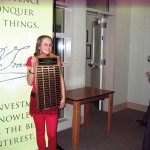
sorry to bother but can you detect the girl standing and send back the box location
[26,35,66,150]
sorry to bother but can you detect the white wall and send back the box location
[128,1,150,105]
[58,0,87,131]
[113,2,131,106]
[70,0,86,89]
[58,0,150,131]
[114,0,150,107]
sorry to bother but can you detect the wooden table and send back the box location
[65,87,114,149]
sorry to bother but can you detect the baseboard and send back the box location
[113,102,147,112]
[113,102,127,112]
[127,102,147,112]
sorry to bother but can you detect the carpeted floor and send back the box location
[57,105,146,150]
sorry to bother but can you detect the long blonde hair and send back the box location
[34,35,53,56]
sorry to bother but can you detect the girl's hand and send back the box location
[59,99,65,109]
[145,71,150,76]
[145,71,150,82]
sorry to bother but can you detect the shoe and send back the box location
[57,144,64,150]
[136,120,147,126]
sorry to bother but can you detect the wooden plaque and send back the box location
[35,53,61,111]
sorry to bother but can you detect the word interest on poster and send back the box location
[0,101,35,147]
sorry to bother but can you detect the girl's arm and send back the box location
[59,72,66,109]
[26,57,36,86]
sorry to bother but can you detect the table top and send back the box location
[66,87,114,101]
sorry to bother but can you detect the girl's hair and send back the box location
[34,35,53,56]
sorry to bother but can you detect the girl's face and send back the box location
[39,37,53,55]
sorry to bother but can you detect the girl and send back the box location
[26,35,66,150]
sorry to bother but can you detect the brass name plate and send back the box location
[38,58,57,65]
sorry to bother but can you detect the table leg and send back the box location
[108,93,113,135]
[72,101,80,149]
[84,103,90,125]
